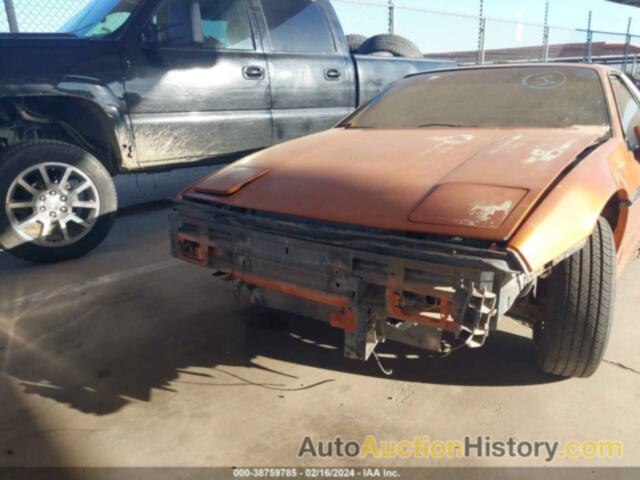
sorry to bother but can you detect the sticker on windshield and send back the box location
[522,71,567,90]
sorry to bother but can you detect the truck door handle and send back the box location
[324,68,342,80]
[243,65,265,80]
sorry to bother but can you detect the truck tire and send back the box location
[346,34,367,53]
[0,140,117,264]
[534,218,616,378]
[357,34,422,58]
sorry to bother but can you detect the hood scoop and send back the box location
[182,127,608,241]
[409,183,529,230]
[193,166,270,197]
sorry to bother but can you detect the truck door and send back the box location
[256,0,356,144]
[124,0,271,165]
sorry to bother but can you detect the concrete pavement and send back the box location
[0,206,638,468]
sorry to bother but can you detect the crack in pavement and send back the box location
[603,359,640,375]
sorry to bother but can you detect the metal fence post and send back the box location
[542,0,550,62]
[477,0,486,65]
[388,0,395,35]
[585,11,593,63]
[3,0,19,33]
[623,17,632,73]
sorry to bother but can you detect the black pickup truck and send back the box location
[0,0,453,263]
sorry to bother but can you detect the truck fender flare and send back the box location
[0,80,136,169]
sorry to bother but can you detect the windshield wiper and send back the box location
[342,123,376,129]
[342,123,484,130]
[417,123,483,128]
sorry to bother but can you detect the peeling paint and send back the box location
[524,140,576,164]
[490,134,525,154]
[432,134,475,146]
[469,201,514,225]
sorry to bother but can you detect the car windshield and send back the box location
[59,0,142,38]
[343,67,611,130]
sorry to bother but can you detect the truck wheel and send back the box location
[0,140,117,264]
[534,218,616,378]
[346,34,367,52]
[357,34,422,58]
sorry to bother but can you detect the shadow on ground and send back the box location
[2,288,563,418]
[245,311,562,388]
[0,204,564,419]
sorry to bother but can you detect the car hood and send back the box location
[183,126,609,241]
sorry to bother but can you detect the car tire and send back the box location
[534,218,616,378]
[357,34,423,58]
[346,34,367,53]
[0,140,117,264]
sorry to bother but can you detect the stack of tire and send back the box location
[346,33,422,58]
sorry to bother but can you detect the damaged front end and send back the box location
[170,202,532,361]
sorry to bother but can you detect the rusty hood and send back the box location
[183,126,609,241]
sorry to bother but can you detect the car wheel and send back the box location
[534,218,616,378]
[0,140,117,264]
[357,34,423,58]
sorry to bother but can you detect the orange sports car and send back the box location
[170,64,640,378]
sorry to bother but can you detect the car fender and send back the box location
[509,139,631,273]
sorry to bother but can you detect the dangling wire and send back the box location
[372,351,394,376]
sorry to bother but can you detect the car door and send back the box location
[123,0,272,166]
[255,0,356,144]
[609,73,640,268]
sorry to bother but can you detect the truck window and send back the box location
[151,0,254,50]
[61,0,143,38]
[610,76,640,147]
[260,0,335,53]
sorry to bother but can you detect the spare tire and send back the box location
[346,34,367,53]
[357,34,422,58]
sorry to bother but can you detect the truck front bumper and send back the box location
[170,201,531,361]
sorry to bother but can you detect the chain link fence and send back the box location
[333,0,640,74]
[1,0,92,33]
[2,0,640,74]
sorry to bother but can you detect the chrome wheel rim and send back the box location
[5,162,101,247]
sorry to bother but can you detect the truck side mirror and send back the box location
[190,0,204,45]
[140,23,160,50]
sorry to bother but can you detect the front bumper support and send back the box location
[170,202,528,361]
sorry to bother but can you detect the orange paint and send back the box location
[385,290,458,332]
[230,272,350,309]
[330,310,358,332]
[181,64,640,276]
